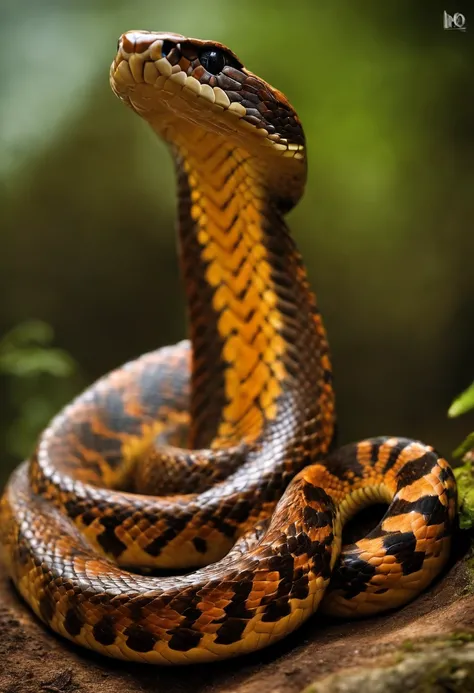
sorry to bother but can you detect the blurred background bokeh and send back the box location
[1,0,473,488]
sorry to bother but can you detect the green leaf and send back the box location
[448,382,474,418]
[453,432,474,460]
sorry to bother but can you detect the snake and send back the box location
[0,31,457,665]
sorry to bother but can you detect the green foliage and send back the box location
[453,433,474,462]
[449,382,474,462]
[0,321,84,463]
[450,382,474,531]
[454,462,474,530]
[0,321,77,378]
[449,383,474,419]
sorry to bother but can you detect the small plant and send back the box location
[0,320,84,462]
[449,382,474,529]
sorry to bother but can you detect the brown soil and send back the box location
[1,535,474,693]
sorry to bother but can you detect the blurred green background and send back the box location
[1,0,473,487]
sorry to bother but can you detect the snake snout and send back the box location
[116,31,185,61]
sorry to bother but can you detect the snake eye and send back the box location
[161,40,173,58]
[200,49,226,75]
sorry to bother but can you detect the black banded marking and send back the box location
[145,513,192,556]
[370,440,382,464]
[303,505,334,530]
[382,532,426,576]
[395,452,437,491]
[302,483,334,508]
[222,575,254,620]
[330,553,377,598]
[383,439,410,473]
[199,508,237,540]
[308,540,333,580]
[389,496,449,526]
[439,466,454,484]
[97,514,128,558]
[326,445,364,481]
[261,553,294,622]
[288,531,312,556]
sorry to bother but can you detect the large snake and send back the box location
[0,31,457,665]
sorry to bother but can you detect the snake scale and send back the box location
[0,32,457,665]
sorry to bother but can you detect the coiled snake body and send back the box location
[0,32,457,664]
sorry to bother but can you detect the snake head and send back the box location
[110,31,306,204]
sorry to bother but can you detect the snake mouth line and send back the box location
[110,31,305,161]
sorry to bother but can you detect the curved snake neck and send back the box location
[0,31,456,666]
[174,129,335,460]
[111,31,335,460]
[172,116,333,464]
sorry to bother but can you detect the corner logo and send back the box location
[443,11,467,30]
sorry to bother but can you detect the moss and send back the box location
[303,641,474,693]
[448,631,474,644]
[454,461,474,531]
[400,639,415,652]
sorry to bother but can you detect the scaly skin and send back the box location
[0,32,457,664]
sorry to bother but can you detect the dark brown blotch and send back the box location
[290,570,309,600]
[64,606,84,636]
[214,618,247,645]
[92,615,117,646]
[262,598,291,623]
[39,591,56,623]
[303,505,333,530]
[167,627,202,652]
[192,537,207,554]
[302,483,333,506]
[125,624,158,653]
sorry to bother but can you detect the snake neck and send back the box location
[174,131,335,454]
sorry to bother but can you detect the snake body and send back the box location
[0,32,457,664]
